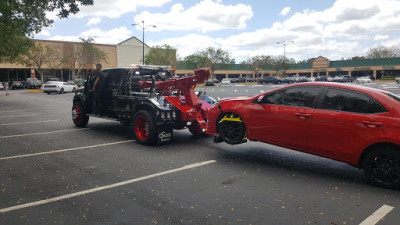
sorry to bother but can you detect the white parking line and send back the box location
[0,140,135,160]
[0,114,39,118]
[359,205,394,225]
[0,160,217,213]
[0,120,59,126]
[0,109,24,113]
[0,128,89,139]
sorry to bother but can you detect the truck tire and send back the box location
[72,102,89,127]
[133,110,157,145]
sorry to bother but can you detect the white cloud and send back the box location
[280,7,291,16]
[49,27,132,44]
[76,0,172,18]
[133,0,253,32]
[37,29,51,37]
[374,34,389,41]
[87,18,102,26]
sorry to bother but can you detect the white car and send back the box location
[356,76,372,84]
[0,83,3,90]
[42,81,77,94]
[220,78,231,85]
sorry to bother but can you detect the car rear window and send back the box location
[320,88,386,114]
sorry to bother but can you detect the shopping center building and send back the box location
[1,37,400,82]
[177,56,400,81]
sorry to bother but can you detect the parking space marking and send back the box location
[0,109,24,113]
[0,160,217,213]
[0,128,89,139]
[0,140,135,160]
[359,205,394,225]
[0,120,59,126]
[0,114,39,118]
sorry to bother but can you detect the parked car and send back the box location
[213,79,220,84]
[0,83,3,90]
[42,81,77,94]
[25,78,42,89]
[220,78,231,85]
[343,75,354,83]
[356,76,372,84]
[11,81,24,89]
[333,76,345,83]
[281,77,294,83]
[258,77,282,84]
[205,79,215,86]
[315,75,333,82]
[207,82,400,188]
[297,76,308,82]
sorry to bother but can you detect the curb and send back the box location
[27,89,44,93]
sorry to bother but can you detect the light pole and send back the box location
[132,21,156,65]
[277,40,293,76]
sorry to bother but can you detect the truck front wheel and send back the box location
[72,102,89,127]
[133,110,157,145]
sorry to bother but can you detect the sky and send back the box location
[35,0,400,63]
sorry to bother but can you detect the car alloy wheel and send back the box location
[217,113,246,145]
[363,148,400,188]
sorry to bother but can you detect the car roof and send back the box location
[288,82,390,95]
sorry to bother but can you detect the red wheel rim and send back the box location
[73,105,82,123]
[135,115,148,140]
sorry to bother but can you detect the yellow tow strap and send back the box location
[219,114,243,122]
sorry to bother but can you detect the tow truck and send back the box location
[72,65,215,145]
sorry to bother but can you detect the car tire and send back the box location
[133,110,157,145]
[72,87,76,92]
[217,113,246,145]
[59,88,64,94]
[72,102,89,127]
[362,147,400,189]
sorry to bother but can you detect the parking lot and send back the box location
[1,83,399,224]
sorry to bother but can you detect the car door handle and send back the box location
[362,121,383,128]
[294,113,311,119]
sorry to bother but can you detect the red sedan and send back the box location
[206,82,400,188]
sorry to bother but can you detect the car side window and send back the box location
[262,86,323,107]
[320,88,386,113]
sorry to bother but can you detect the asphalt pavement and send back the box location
[1,83,399,225]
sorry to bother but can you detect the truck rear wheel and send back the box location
[133,110,157,145]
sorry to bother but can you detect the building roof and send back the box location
[117,36,150,48]
[177,57,400,71]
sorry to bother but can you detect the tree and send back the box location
[350,56,366,60]
[17,42,63,83]
[181,47,235,78]
[297,58,316,64]
[271,56,295,76]
[366,46,400,59]
[62,37,108,79]
[144,44,177,67]
[0,0,94,63]
[240,55,273,79]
